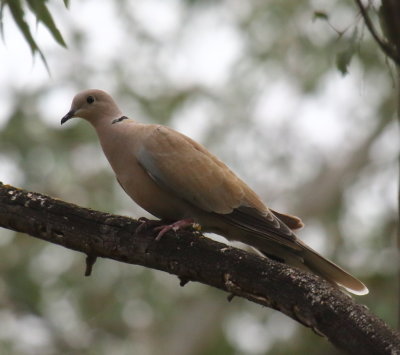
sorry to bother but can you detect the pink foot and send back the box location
[154,218,195,241]
[135,217,164,235]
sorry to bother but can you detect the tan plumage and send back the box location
[61,89,368,296]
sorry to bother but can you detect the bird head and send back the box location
[61,89,122,126]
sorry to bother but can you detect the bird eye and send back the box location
[86,96,95,104]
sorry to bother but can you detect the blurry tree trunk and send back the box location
[355,0,400,328]
[0,182,399,354]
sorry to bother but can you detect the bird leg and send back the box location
[154,218,196,241]
[135,217,166,235]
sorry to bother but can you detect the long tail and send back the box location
[220,206,368,295]
[291,240,368,295]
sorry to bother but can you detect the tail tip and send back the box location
[341,283,369,296]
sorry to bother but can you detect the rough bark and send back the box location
[0,182,399,353]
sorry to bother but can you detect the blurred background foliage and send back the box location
[0,0,398,354]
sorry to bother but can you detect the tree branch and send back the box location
[354,0,400,65]
[363,0,400,329]
[0,182,399,354]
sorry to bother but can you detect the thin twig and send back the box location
[354,0,400,65]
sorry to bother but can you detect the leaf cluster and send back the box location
[0,0,68,68]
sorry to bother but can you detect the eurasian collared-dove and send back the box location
[61,89,368,295]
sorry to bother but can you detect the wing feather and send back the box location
[137,126,247,213]
[220,206,302,250]
[136,125,301,251]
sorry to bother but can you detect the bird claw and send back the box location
[154,218,196,241]
[135,217,199,241]
[135,217,165,235]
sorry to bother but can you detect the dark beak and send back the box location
[61,111,75,125]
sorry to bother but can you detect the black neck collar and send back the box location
[111,116,128,124]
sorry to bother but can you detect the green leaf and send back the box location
[63,0,70,8]
[335,28,359,76]
[5,0,49,71]
[313,11,328,22]
[6,0,39,54]
[336,48,353,75]
[26,0,67,47]
[1,0,69,72]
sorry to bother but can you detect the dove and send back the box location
[61,89,368,295]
